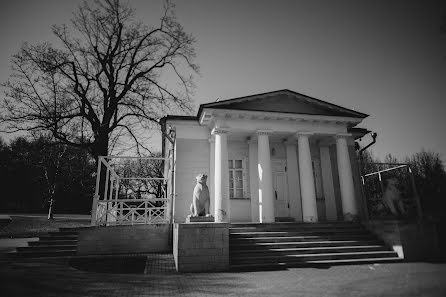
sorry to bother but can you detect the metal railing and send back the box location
[91,156,172,226]
[361,163,422,220]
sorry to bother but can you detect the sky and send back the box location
[1,0,446,162]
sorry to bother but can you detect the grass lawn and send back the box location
[0,215,90,238]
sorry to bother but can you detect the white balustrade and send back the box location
[91,156,172,226]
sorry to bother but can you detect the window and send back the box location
[229,159,245,198]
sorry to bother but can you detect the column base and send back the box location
[186,215,215,223]
[303,216,318,223]
[343,213,360,222]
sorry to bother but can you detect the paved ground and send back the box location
[2,214,91,220]
[0,214,90,238]
[1,255,445,297]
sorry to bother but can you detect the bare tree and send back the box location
[1,0,198,160]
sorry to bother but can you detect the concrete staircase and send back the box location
[16,228,78,258]
[229,222,402,271]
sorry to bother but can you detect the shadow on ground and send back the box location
[70,256,148,274]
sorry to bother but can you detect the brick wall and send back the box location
[174,138,210,223]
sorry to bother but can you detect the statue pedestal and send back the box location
[186,216,215,223]
[173,222,229,272]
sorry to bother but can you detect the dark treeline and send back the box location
[0,135,96,214]
[360,150,446,220]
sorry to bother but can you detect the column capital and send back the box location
[211,127,229,135]
[256,129,273,136]
[335,133,352,139]
[246,136,257,144]
[296,131,314,138]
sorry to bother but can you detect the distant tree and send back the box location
[405,150,446,219]
[359,148,446,220]
[358,150,379,175]
[1,0,198,161]
[0,136,96,214]
[383,153,399,164]
[115,154,165,200]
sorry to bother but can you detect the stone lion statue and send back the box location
[382,178,405,216]
[190,174,211,217]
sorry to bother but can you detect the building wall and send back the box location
[168,119,364,223]
[77,224,171,255]
[174,138,210,223]
[330,144,344,219]
[228,140,250,222]
[349,145,366,219]
[230,199,251,222]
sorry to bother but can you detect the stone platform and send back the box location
[173,222,229,272]
[185,216,215,223]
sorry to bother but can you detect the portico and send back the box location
[209,125,359,223]
[163,89,369,223]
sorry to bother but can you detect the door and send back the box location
[273,160,289,218]
[312,158,326,220]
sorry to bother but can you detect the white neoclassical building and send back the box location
[161,89,370,223]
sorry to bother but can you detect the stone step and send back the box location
[228,222,399,271]
[229,225,365,232]
[230,240,383,250]
[230,250,400,264]
[59,227,84,232]
[230,245,389,256]
[230,234,376,244]
[230,229,367,237]
[38,235,78,241]
[17,245,77,252]
[16,249,77,258]
[274,217,295,222]
[230,222,361,228]
[230,257,403,271]
[16,228,79,258]
[49,231,79,235]
[29,240,78,246]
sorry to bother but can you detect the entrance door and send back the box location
[312,158,326,220]
[272,160,289,218]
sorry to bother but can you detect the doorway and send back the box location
[312,158,326,221]
[272,160,290,218]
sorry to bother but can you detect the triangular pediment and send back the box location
[199,89,367,118]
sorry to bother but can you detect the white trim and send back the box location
[200,108,363,126]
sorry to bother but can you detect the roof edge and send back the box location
[197,89,369,120]
[162,115,198,122]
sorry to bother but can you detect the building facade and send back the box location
[162,89,370,223]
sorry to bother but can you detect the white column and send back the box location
[335,133,357,220]
[248,138,259,222]
[257,130,275,223]
[212,127,230,222]
[285,139,302,222]
[209,137,215,215]
[320,145,337,221]
[297,132,318,222]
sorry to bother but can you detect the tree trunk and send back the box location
[94,131,109,200]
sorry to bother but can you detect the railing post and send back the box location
[169,146,175,224]
[91,195,99,226]
[91,156,103,226]
[409,167,423,221]
[378,172,384,194]
[104,167,110,201]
